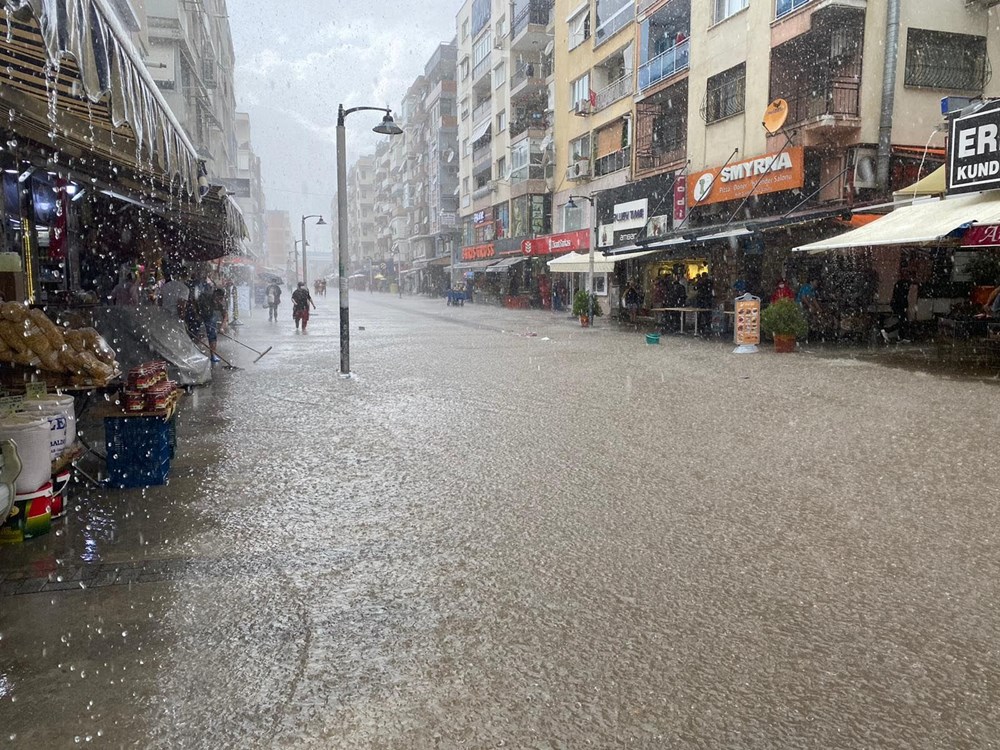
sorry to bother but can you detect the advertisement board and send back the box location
[948,101,1000,195]
[734,294,761,351]
[688,147,804,207]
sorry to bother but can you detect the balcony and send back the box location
[594,73,634,110]
[594,147,631,177]
[472,55,492,85]
[594,3,635,48]
[510,116,549,140]
[510,59,552,96]
[783,77,860,127]
[472,99,492,125]
[638,38,689,91]
[776,0,813,17]
[473,143,492,169]
[511,0,553,51]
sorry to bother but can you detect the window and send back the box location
[570,133,591,163]
[571,73,591,109]
[497,110,507,132]
[713,0,748,24]
[471,0,491,37]
[462,19,469,40]
[703,63,745,123]
[473,34,492,67]
[494,62,506,89]
[461,58,470,80]
[462,176,470,194]
[495,18,505,39]
[594,0,633,47]
[569,8,591,50]
[497,156,507,180]
[463,138,469,157]
[440,98,454,116]
[905,29,988,92]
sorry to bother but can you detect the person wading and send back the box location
[292,281,316,332]
[265,280,282,322]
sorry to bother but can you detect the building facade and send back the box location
[264,210,295,278]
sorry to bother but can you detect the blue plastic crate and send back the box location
[105,416,173,488]
[107,456,170,489]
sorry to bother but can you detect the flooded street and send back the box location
[4,294,1000,748]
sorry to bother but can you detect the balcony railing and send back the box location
[472,55,492,83]
[775,0,814,19]
[638,39,689,91]
[511,0,553,38]
[783,77,860,126]
[473,143,492,167]
[510,114,549,138]
[594,147,631,177]
[510,59,553,90]
[595,73,634,110]
[472,100,492,125]
[636,136,685,173]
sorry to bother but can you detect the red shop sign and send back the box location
[461,243,496,261]
[521,229,591,256]
[962,224,1000,247]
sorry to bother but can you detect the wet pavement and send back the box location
[3,293,1000,748]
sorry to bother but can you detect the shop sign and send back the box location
[648,215,671,236]
[949,102,1000,195]
[473,210,489,224]
[598,223,614,247]
[612,199,648,232]
[614,229,642,245]
[673,173,687,225]
[461,243,496,261]
[688,147,804,207]
[734,294,761,348]
[962,224,1000,246]
[521,229,591,256]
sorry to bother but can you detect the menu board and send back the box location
[734,295,761,347]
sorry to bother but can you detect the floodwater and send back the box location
[3,293,1000,748]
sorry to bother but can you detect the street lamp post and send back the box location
[300,214,326,288]
[337,104,403,376]
[567,195,596,323]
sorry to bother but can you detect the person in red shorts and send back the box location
[291,281,316,332]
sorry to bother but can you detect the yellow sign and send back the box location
[734,295,761,347]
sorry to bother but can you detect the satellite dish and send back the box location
[762,99,789,135]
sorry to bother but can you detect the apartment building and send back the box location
[216,113,266,260]
[540,0,1000,306]
[264,210,295,278]
[345,155,378,272]
[455,0,557,286]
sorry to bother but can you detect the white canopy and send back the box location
[546,249,658,273]
[793,192,1000,254]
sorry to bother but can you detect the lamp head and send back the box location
[316,217,327,226]
[373,112,403,136]
[567,197,578,210]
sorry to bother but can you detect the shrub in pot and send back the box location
[572,290,602,325]
[761,298,808,352]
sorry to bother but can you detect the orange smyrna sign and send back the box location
[688,147,804,207]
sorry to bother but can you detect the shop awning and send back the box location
[471,119,492,143]
[453,259,497,271]
[893,165,946,201]
[485,256,526,273]
[1,0,200,195]
[547,249,659,273]
[793,192,1000,254]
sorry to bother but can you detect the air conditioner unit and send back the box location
[574,99,592,116]
[852,148,877,190]
[566,160,591,181]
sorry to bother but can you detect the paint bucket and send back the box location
[645,333,660,345]
[50,469,71,519]
[21,395,76,453]
[0,481,52,543]
[0,416,53,493]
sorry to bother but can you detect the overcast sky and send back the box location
[227,0,459,257]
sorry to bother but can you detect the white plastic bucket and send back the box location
[0,416,53,493]
[21,395,76,455]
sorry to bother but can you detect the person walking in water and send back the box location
[265,279,282,322]
[291,281,316,332]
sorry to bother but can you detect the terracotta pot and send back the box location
[971,285,995,306]
[773,333,796,353]
[579,315,590,327]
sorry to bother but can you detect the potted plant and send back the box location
[761,298,808,352]
[572,290,602,326]
[964,253,1000,305]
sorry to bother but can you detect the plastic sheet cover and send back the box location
[93,307,211,386]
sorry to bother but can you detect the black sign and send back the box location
[949,101,1000,195]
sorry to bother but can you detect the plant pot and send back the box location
[579,315,590,327]
[773,333,796,353]
[971,285,995,306]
